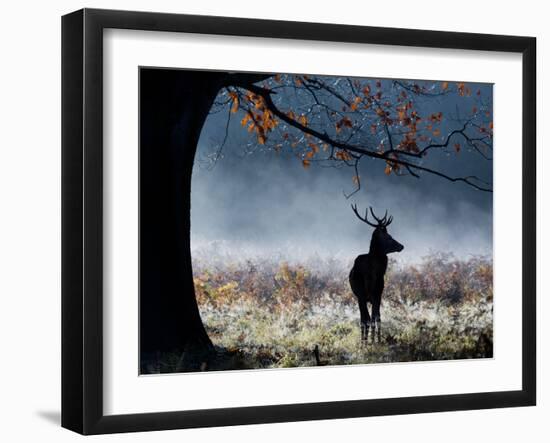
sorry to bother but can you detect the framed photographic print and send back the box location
[61,8,536,435]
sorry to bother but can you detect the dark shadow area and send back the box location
[36,410,61,426]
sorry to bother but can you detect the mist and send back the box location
[190,76,493,265]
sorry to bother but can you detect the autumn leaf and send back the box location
[454,143,461,153]
[441,81,449,91]
[240,113,251,127]
[398,133,419,153]
[336,117,353,133]
[302,159,311,169]
[342,117,353,128]
[457,82,466,96]
[335,150,352,161]
[397,107,406,120]
[429,112,443,123]
[260,109,278,131]
[229,92,239,113]
[384,164,392,175]
[298,114,308,127]
[308,142,320,153]
[433,128,441,137]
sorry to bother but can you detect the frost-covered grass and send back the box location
[187,253,493,371]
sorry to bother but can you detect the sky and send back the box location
[190,73,493,264]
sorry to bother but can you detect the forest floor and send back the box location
[144,252,493,373]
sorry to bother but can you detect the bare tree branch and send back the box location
[239,83,492,192]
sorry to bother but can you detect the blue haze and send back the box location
[191,76,493,264]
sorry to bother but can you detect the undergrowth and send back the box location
[179,252,493,372]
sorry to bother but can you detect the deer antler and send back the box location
[369,207,388,225]
[352,204,393,228]
[351,204,378,227]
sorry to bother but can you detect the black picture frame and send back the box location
[62,8,536,435]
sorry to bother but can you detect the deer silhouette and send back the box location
[349,204,404,343]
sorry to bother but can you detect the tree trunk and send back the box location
[139,68,227,366]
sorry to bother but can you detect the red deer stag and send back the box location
[349,204,404,343]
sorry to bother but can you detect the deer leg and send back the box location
[372,300,381,344]
[358,298,371,343]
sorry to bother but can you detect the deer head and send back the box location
[351,204,404,255]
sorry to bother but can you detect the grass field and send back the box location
[177,252,493,372]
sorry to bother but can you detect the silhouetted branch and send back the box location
[241,83,492,192]
[393,80,450,97]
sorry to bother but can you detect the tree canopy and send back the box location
[208,74,493,195]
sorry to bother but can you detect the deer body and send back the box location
[350,253,387,325]
[349,205,403,342]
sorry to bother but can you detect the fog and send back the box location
[191,77,493,265]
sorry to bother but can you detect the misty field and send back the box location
[165,251,492,372]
